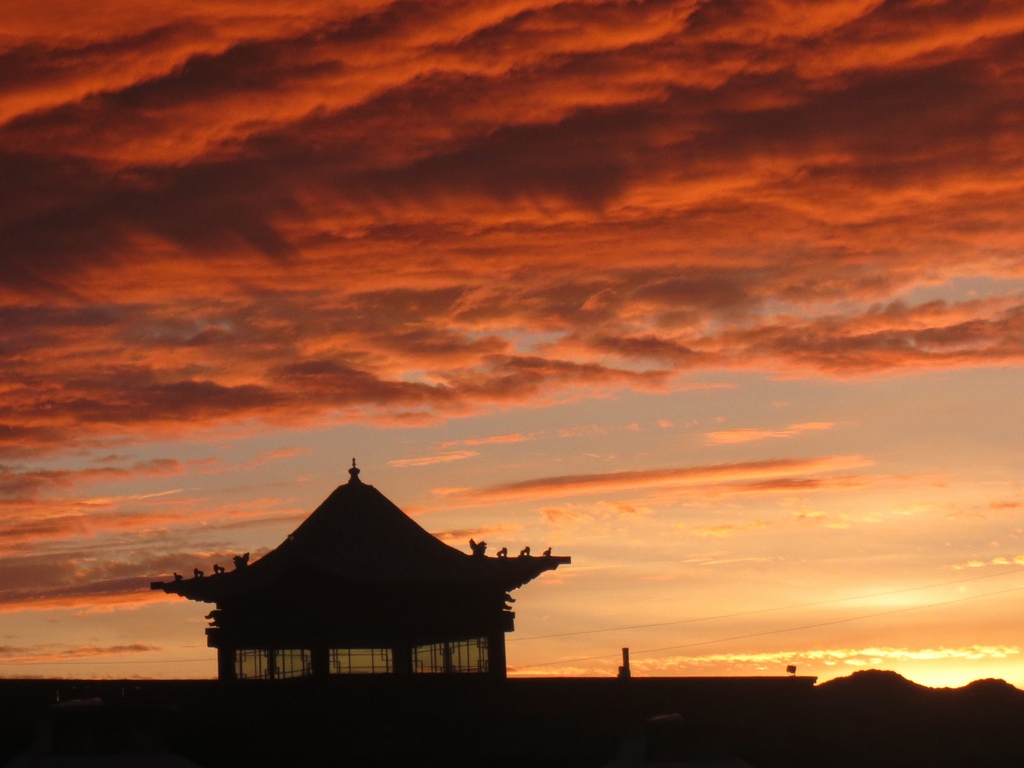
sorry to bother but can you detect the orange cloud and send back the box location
[705,421,835,445]
[439,432,541,448]
[0,580,165,614]
[0,459,186,502]
[388,451,479,467]
[464,455,873,503]
[0,541,281,613]
[0,643,160,665]
[430,523,521,548]
[684,520,771,539]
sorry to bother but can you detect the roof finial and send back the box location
[348,458,361,484]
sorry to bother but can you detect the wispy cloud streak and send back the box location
[705,422,834,445]
[388,451,479,467]
[465,455,873,502]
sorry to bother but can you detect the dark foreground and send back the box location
[1,670,1023,767]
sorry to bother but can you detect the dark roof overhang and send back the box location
[151,467,569,604]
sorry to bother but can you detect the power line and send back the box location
[0,657,211,667]
[5,568,1023,671]
[510,566,1024,642]
[515,581,1024,669]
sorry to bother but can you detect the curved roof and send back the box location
[151,465,569,603]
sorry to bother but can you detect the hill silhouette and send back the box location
[810,670,1024,767]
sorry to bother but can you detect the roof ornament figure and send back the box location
[349,457,361,484]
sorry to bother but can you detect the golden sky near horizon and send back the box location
[2,0,1024,686]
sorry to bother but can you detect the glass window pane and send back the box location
[413,638,488,674]
[330,648,392,674]
[274,648,312,679]
[235,649,270,680]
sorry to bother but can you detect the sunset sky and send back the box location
[2,0,1024,686]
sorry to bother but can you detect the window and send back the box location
[235,649,270,680]
[330,648,393,674]
[274,648,312,679]
[413,638,488,674]
[235,649,311,679]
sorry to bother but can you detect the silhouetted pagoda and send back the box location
[151,462,569,681]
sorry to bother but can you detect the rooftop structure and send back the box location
[151,461,569,681]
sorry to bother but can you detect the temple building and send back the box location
[151,462,569,681]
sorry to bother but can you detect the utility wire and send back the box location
[6,568,1024,670]
[0,657,212,666]
[516,581,1024,669]
[510,566,1024,643]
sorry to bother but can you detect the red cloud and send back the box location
[0,5,1019,453]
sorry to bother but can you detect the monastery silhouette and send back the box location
[151,461,570,681]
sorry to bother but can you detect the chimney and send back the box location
[617,647,631,679]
